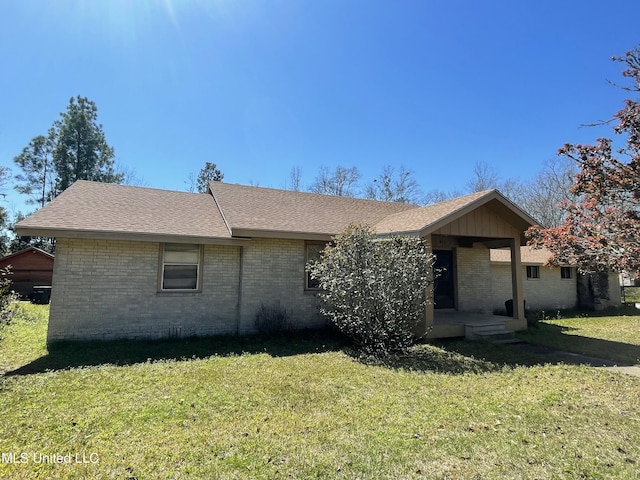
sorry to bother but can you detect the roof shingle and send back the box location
[16,181,231,241]
[490,247,557,265]
[373,190,494,235]
[16,181,538,243]
[209,182,417,237]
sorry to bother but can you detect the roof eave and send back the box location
[374,229,422,238]
[15,226,247,246]
[230,228,334,241]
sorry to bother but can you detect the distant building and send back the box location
[0,247,55,298]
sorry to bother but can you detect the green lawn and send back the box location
[518,311,640,365]
[622,286,640,303]
[1,304,639,479]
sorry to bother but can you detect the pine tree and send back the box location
[52,96,122,192]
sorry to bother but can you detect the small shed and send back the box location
[0,247,55,299]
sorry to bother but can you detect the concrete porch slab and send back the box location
[425,310,526,339]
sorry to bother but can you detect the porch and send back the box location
[425,310,526,340]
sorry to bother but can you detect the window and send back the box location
[526,265,540,279]
[305,242,325,290]
[161,243,202,291]
[561,266,573,279]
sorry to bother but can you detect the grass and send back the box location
[0,303,639,479]
[621,286,640,303]
[518,309,640,365]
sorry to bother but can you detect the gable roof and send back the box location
[0,247,54,263]
[16,181,233,244]
[209,182,416,239]
[374,189,539,237]
[16,180,538,244]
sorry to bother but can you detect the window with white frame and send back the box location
[161,243,202,290]
[561,266,573,279]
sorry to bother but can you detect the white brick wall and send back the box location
[238,238,324,334]
[455,246,493,313]
[48,237,324,342]
[491,264,577,312]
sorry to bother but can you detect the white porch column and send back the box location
[509,238,525,320]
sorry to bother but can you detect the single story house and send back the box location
[490,247,619,313]
[0,247,55,299]
[16,180,618,343]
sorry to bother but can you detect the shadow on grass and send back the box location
[351,316,640,373]
[527,304,640,320]
[516,322,640,366]
[353,338,568,375]
[6,324,637,378]
[4,328,350,377]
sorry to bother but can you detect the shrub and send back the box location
[0,266,18,326]
[255,302,290,334]
[307,224,434,355]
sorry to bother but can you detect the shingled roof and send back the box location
[16,181,232,244]
[374,189,538,236]
[16,180,538,243]
[373,190,492,235]
[490,247,557,265]
[209,182,416,239]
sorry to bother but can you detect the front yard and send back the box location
[1,304,639,479]
[517,310,640,365]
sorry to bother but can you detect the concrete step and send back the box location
[490,337,524,345]
[476,329,515,340]
[465,323,516,342]
[466,322,508,334]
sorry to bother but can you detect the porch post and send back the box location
[509,238,525,320]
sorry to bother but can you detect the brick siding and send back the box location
[237,238,324,334]
[455,246,493,313]
[47,237,323,342]
[491,264,577,312]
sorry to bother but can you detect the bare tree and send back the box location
[116,161,148,187]
[466,161,500,192]
[364,165,422,203]
[185,172,197,193]
[309,166,360,196]
[519,157,578,227]
[286,166,303,191]
[422,188,465,205]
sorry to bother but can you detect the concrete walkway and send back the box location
[513,342,640,377]
[602,365,640,376]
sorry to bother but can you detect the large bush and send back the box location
[307,225,434,355]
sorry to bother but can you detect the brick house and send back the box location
[490,248,620,312]
[16,180,614,343]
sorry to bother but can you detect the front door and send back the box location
[433,250,455,309]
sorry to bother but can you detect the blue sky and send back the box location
[1,0,639,215]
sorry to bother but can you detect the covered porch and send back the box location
[429,310,524,340]
[395,191,536,339]
[375,189,538,339]
[420,234,528,339]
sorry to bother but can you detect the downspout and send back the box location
[236,245,244,336]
